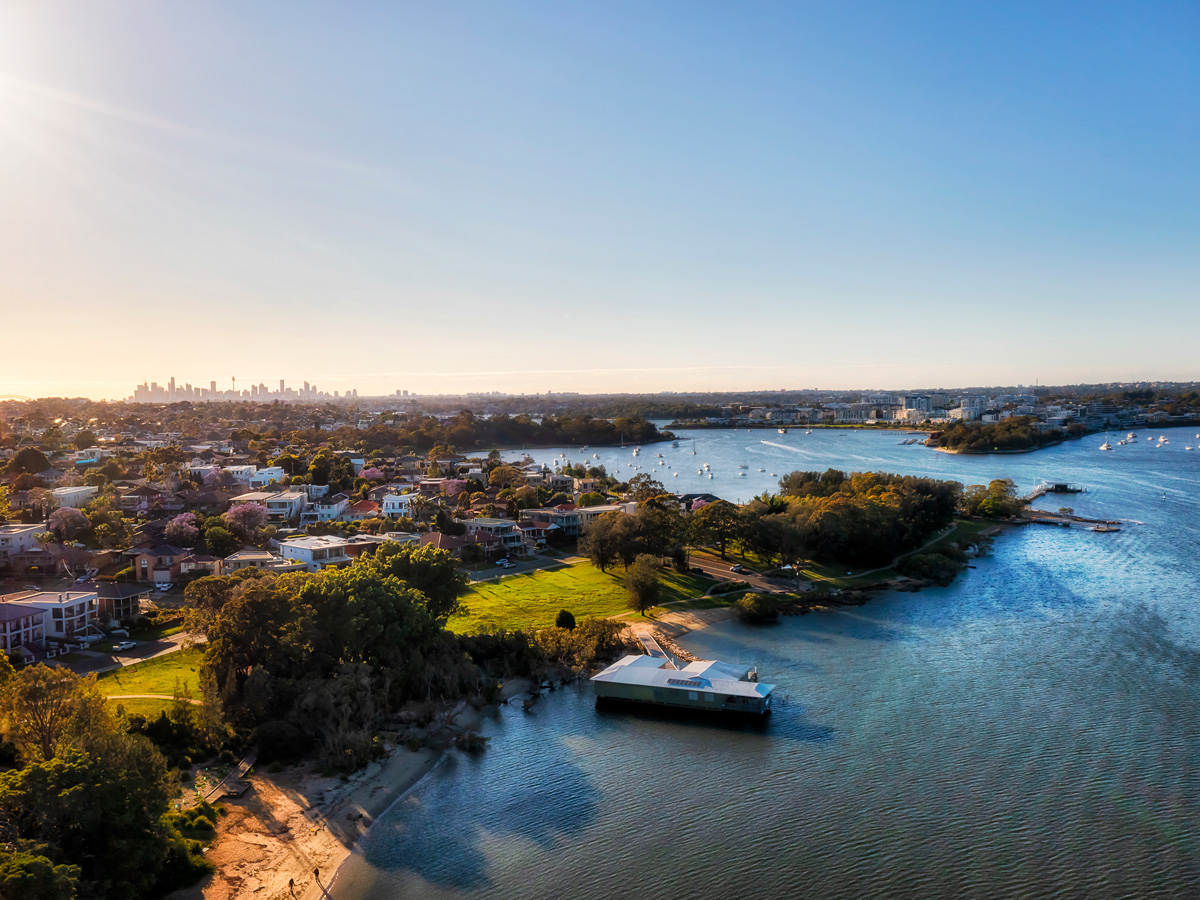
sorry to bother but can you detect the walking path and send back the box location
[106,693,202,705]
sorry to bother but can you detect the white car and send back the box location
[156,583,174,592]
[496,559,516,569]
[113,641,137,652]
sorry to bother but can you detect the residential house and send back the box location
[50,485,99,508]
[460,517,523,553]
[223,549,307,573]
[341,499,380,522]
[248,466,288,489]
[300,492,350,524]
[0,600,47,658]
[128,544,190,584]
[0,524,43,566]
[179,554,222,578]
[88,582,151,624]
[380,491,419,520]
[3,590,99,641]
[278,535,354,572]
[231,489,308,521]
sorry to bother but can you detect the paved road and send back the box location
[688,557,811,594]
[468,554,583,583]
[58,631,201,676]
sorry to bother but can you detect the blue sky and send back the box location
[1,1,1197,398]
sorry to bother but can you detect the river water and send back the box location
[333,426,1200,899]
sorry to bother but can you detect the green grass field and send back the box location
[449,562,711,633]
[98,649,205,698]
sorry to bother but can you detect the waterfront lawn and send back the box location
[98,649,205,698]
[450,562,711,633]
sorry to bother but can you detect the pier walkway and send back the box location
[630,626,677,670]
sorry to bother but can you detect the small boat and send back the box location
[1091,524,1121,533]
[698,469,703,475]
[738,464,749,469]
[708,474,714,479]
[672,441,679,448]
[805,429,813,435]
[777,428,787,434]
[739,472,746,477]
[758,467,765,472]
[1099,433,1113,451]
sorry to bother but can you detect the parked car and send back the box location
[113,641,137,652]
[496,559,515,569]
[729,565,745,573]
[156,583,174,592]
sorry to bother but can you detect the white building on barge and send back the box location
[591,655,775,715]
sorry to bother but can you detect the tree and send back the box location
[203,526,240,558]
[0,484,9,522]
[0,849,79,900]
[690,500,741,558]
[6,447,50,475]
[555,609,576,630]
[0,651,15,688]
[72,430,97,451]
[625,473,666,503]
[0,665,93,762]
[222,503,268,540]
[356,542,466,624]
[579,513,622,572]
[164,513,200,547]
[625,554,662,614]
[488,465,526,490]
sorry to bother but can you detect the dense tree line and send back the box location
[312,412,665,454]
[581,469,1010,576]
[186,543,628,770]
[931,417,1085,453]
[0,661,212,899]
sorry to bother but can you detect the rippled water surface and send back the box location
[334,426,1200,899]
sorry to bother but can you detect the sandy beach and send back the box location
[171,681,532,900]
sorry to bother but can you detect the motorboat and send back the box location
[1100,434,1113,451]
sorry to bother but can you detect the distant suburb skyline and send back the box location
[1,1,1198,400]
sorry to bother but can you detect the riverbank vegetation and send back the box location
[931,416,1086,453]
[0,662,214,899]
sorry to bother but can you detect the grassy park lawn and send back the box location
[449,561,711,634]
[98,648,205,698]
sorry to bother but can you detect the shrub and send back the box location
[554,609,576,630]
[734,593,780,623]
[710,580,748,596]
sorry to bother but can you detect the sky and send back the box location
[0,1,1197,400]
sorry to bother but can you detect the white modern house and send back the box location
[300,493,350,524]
[248,466,288,488]
[381,491,419,519]
[0,524,44,564]
[0,600,47,656]
[50,485,99,508]
[3,590,99,641]
[278,535,353,572]
[221,465,258,483]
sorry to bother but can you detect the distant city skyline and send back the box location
[2,2,1197,399]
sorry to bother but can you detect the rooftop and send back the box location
[591,655,774,700]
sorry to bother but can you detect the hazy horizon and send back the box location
[2,1,1197,399]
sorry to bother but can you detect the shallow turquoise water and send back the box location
[333,426,1200,899]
